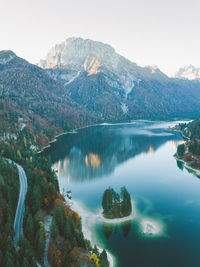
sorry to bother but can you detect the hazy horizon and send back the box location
[1,0,200,76]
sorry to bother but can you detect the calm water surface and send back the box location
[44,121,200,267]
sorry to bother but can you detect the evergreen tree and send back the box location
[121,186,132,216]
[37,234,45,261]
[92,245,99,257]
[99,249,109,267]
[54,204,66,234]
[5,251,15,267]
[0,250,2,265]
[76,232,86,248]
[50,219,59,239]
[177,144,185,157]
[25,213,34,242]
[22,257,29,267]
[102,188,113,214]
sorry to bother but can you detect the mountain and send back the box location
[0,50,99,145]
[39,37,200,120]
[175,65,200,80]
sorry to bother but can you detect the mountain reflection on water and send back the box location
[43,121,182,182]
[44,121,200,267]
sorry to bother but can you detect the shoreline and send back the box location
[172,127,200,176]
[174,155,200,176]
[172,128,190,141]
[65,198,116,267]
[171,122,200,176]
[100,212,135,224]
[38,119,188,154]
[40,119,191,266]
[100,200,135,224]
[63,198,136,266]
[37,121,137,154]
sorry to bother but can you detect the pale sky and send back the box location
[0,0,200,76]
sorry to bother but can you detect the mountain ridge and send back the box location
[39,37,200,120]
[0,50,100,145]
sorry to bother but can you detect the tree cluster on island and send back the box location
[102,186,132,219]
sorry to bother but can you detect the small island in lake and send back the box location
[102,186,132,219]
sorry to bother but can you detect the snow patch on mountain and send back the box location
[121,103,128,114]
[46,69,81,86]
[122,76,135,98]
[64,71,81,86]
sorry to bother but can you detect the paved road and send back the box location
[44,215,52,267]
[7,159,51,266]
[6,159,28,246]
[14,163,28,245]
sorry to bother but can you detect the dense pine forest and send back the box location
[0,128,109,266]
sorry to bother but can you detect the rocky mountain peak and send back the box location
[39,37,117,70]
[39,37,146,96]
[145,65,159,74]
[39,37,170,84]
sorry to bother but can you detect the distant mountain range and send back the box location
[174,65,200,80]
[0,37,200,145]
[39,37,200,120]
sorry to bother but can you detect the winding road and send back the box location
[6,158,51,266]
[6,159,28,246]
[44,215,52,267]
[7,159,51,266]
[13,163,28,246]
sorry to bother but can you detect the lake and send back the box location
[44,121,200,267]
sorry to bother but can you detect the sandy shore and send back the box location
[100,212,135,224]
[141,219,162,235]
[66,198,115,267]
[99,201,135,224]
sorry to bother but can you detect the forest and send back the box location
[102,186,132,219]
[0,128,109,266]
[48,201,109,267]
[176,118,200,169]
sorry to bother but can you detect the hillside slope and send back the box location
[0,50,99,145]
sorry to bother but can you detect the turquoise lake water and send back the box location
[44,121,200,267]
